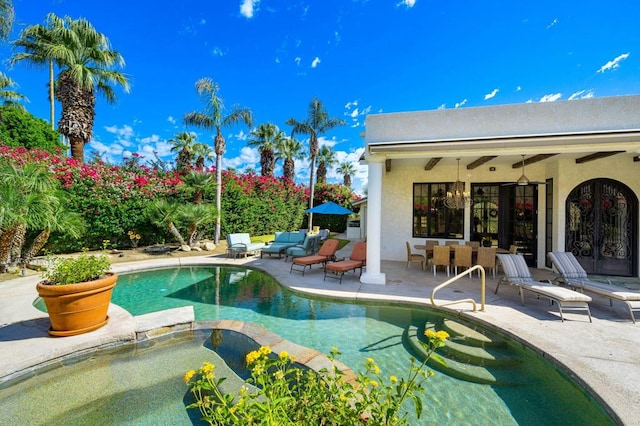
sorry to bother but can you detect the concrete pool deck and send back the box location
[0,243,638,424]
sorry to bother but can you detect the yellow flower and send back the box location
[135,234,141,240]
[390,375,398,383]
[274,370,284,380]
[425,329,436,339]
[373,365,380,375]
[435,330,450,341]
[290,355,296,363]
[202,362,215,374]
[184,370,196,384]
[367,357,374,364]
[259,346,272,355]
[279,351,289,360]
[246,350,260,364]
[369,380,378,387]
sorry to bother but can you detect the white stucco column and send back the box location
[360,157,386,285]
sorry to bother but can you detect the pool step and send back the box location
[403,322,523,386]
[440,319,509,348]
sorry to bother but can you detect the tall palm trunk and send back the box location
[49,59,54,130]
[307,155,316,230]
[214,133,225,244]
[284,158,295,181]
[57,71,96,164]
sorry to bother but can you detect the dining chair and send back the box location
[465,241,480,248]
[445,241,460,246]
[405,241,426,270]
[424,240,438,266]
[432,245,451,277]
[476,247,497,279]
[453,245,473,277]
[509,245,519,254]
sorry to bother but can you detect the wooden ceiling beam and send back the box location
[575,151,625,164]
[466,156,497,170]
[424,157,443,171]
[511,153,559,168]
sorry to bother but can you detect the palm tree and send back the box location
[248,122,286,177]
[181,170,213,204]
[276,136,304,181]
[0,162,61,272]
[169,131,196,174]
[144,200,186,246]
[184,77,253,244]
[0,71,28,111]
[316,145,337,184]
[286,98,345,228]
[11,13,64,129]
[47,14,129,163]
[0,0,14,41]
[336,161,356,187]
[192,142,214,171]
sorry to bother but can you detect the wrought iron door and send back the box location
[566,179,637,276]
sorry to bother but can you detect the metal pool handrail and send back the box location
[430,265,486,312]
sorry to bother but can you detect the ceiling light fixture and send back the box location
[444,158,473,209]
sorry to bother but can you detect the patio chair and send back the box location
[445,241,460,246]
[495,254,592,322]
[476,247,497,279]
[548,251,640,323]
[432,245,450,277]
[405,242,425,270]
[324,242,367,284]
[290,239,340,276]
[424,239,438,266]
[453,245,472,277]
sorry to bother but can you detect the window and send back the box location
[413,183,464,238]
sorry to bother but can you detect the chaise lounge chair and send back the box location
[324,241,367,284]
[548,251,640,323]
[495,253,592,322]
[290,239,340,276]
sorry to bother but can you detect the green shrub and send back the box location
[41,253,111,285]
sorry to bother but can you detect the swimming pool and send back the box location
[18,265,613,424]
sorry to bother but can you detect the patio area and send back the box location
[0,239,638,424]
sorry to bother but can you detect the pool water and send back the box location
[18,266,612,425]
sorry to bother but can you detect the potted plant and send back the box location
[36,253,117,337]
[482,236,493,247]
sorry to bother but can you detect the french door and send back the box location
[472,184,538,266]
[566,179,637,276]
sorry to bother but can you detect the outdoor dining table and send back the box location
[414,244,509,263]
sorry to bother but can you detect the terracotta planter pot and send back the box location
[36,273,118,337]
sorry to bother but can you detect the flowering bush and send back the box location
[185,329,449,425]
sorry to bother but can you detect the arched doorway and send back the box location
[566,179,637,276]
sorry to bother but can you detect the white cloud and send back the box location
[597,52,630,73]
[454,99,467,108]
[397,0,416,7]
[211,47,225,57]
[546,18,558,29]
[539,93,562,102]
[233,130,249,141]
[437,104,446,110]
[516,86,522,91]
[224,146,259,169]
[349,108,359,118]
[105,124,134,139]
[167,116,176,125]
[294,57,301,66]
[240,0,259,18]
[568,89,595,100]
[484,88,499,100]
[311,56,321,68]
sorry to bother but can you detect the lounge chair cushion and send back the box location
[262,231,305,257]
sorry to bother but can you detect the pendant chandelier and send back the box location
[444,158,473,209]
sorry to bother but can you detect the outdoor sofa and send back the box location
[226,233,265,258]
[262,231,306,258]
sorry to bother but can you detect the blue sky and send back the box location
[2,0,639,195]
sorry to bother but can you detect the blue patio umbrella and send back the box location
[306,201,354,215]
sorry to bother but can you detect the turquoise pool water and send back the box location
[15,265,612,425]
